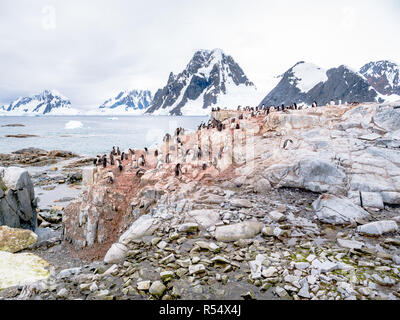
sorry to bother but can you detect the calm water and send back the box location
[0,115,209,156]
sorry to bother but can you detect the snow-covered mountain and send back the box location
[259,61,383,107]
[96,90,152,115]
[360,60,400,97]
[0,90,78,116]
[146,49,263,116]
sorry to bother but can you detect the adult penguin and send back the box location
[154,150,159,157]
[121,152,125,162]
[138,155,146,167]
[102,155,107,168]
[117,147,121,156]
[117,159,123,172]
[175,163,182,176]
[110,153,115,166]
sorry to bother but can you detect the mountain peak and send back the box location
[360,60,400,96]
[146,49,260,116]
[98,89,152,114]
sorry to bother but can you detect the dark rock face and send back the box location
[0,167,37,231]
[360,60,400,96]
[146,49,255,115]
[99,90,152,111]
[259,62,380,107]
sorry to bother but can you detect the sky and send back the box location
[0,0,399,109]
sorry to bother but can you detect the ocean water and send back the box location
[0,115,209,156]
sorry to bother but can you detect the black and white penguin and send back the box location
[102,155,107,168]
[117,147,121,156]
[117,159,123,172]
[121,152,125,162]
[138,155,146,167]
[175,163,182,176]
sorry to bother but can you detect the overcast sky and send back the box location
[0,0,399,109]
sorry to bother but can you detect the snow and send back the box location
[291,62,328,93]
[65,121,83,130]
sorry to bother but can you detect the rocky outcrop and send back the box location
[0,167,37,231]
[312,194,370,225]
[0,226,37,253]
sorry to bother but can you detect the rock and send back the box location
[241,291,256,300]
[268,210,286,222]
[57,267,81,280]
[264,158,347,195]
[337,239,364,250]
[189,264,206,275]
[312,194,370,225]
[185,209,221,230]
[357,220,398,236]
[104,243,128,264]
[294,262,310,270]
[137,280,151,291]
[195,241,220,253]
[160,271,174,282]
[103,264,119,276]
[360,192,384,209]
[149,281,166,297]
[119,215,160,245]
[215,221,263,242]
[57,288,69,298]
[230,198,253,208]
[0,167,37,231]
[262,226,274,236]
[211,256,230,264]
[311,259,338,273]
[274,286,289,298]
[262,266,278,278]
[0,226,37,253]
[177,223,199,233]
[254,178,272,194]
[0,251,50,289]
[298,278,311,298]
[249,255,266,280]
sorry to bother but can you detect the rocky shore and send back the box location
[1,101,400,300]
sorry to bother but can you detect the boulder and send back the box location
[0,226,37,253]
[0,167,37,231]
[215,221,263,242]
[104,243,128,264]
[312,194,370,225]
[185,209,221,230]
[0,251,50,289]
[149,281,166,297]
[357,220,398,236]
[264,158,347,195]
[373,105,400,132]
[360,192,384,209]
[119,215,160,245]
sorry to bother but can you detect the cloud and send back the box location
[0,0,398,109]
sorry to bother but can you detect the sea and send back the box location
[0,115,209,156]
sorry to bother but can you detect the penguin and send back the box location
[102,155,107,168]
[106,171,114,184]
[138,155,146,167]
[165,153,171,164]
[236,123,240,130]
[117,159,123,172]
[144,147,149,154]
[117,147,121,156]
[93,158,98,166]
[283,139,294,149]
[202,163,207,170]
[129,148,135,156]
[197,147,202,159]
[294,102,298,110]
[136,168,146,177]
[154,150,159,157]
[121,152,125,162]
[110,153,115,166]
[175,163,182,176]
[112,146,116,155]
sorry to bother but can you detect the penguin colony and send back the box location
[95,101,323,181]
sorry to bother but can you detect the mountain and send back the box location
[146,49,263,116]
[0,90,78,115]
[97,90,152,115]
[259,61,382,107]
[360,60,400,96]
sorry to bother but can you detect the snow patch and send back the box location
[291,62,328,93]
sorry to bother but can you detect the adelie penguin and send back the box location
[121,152,125,162]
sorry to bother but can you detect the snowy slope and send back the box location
[259,62,382,107]
[147,49,262,116]
[96,90,152,115]
[1,90,79,116]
